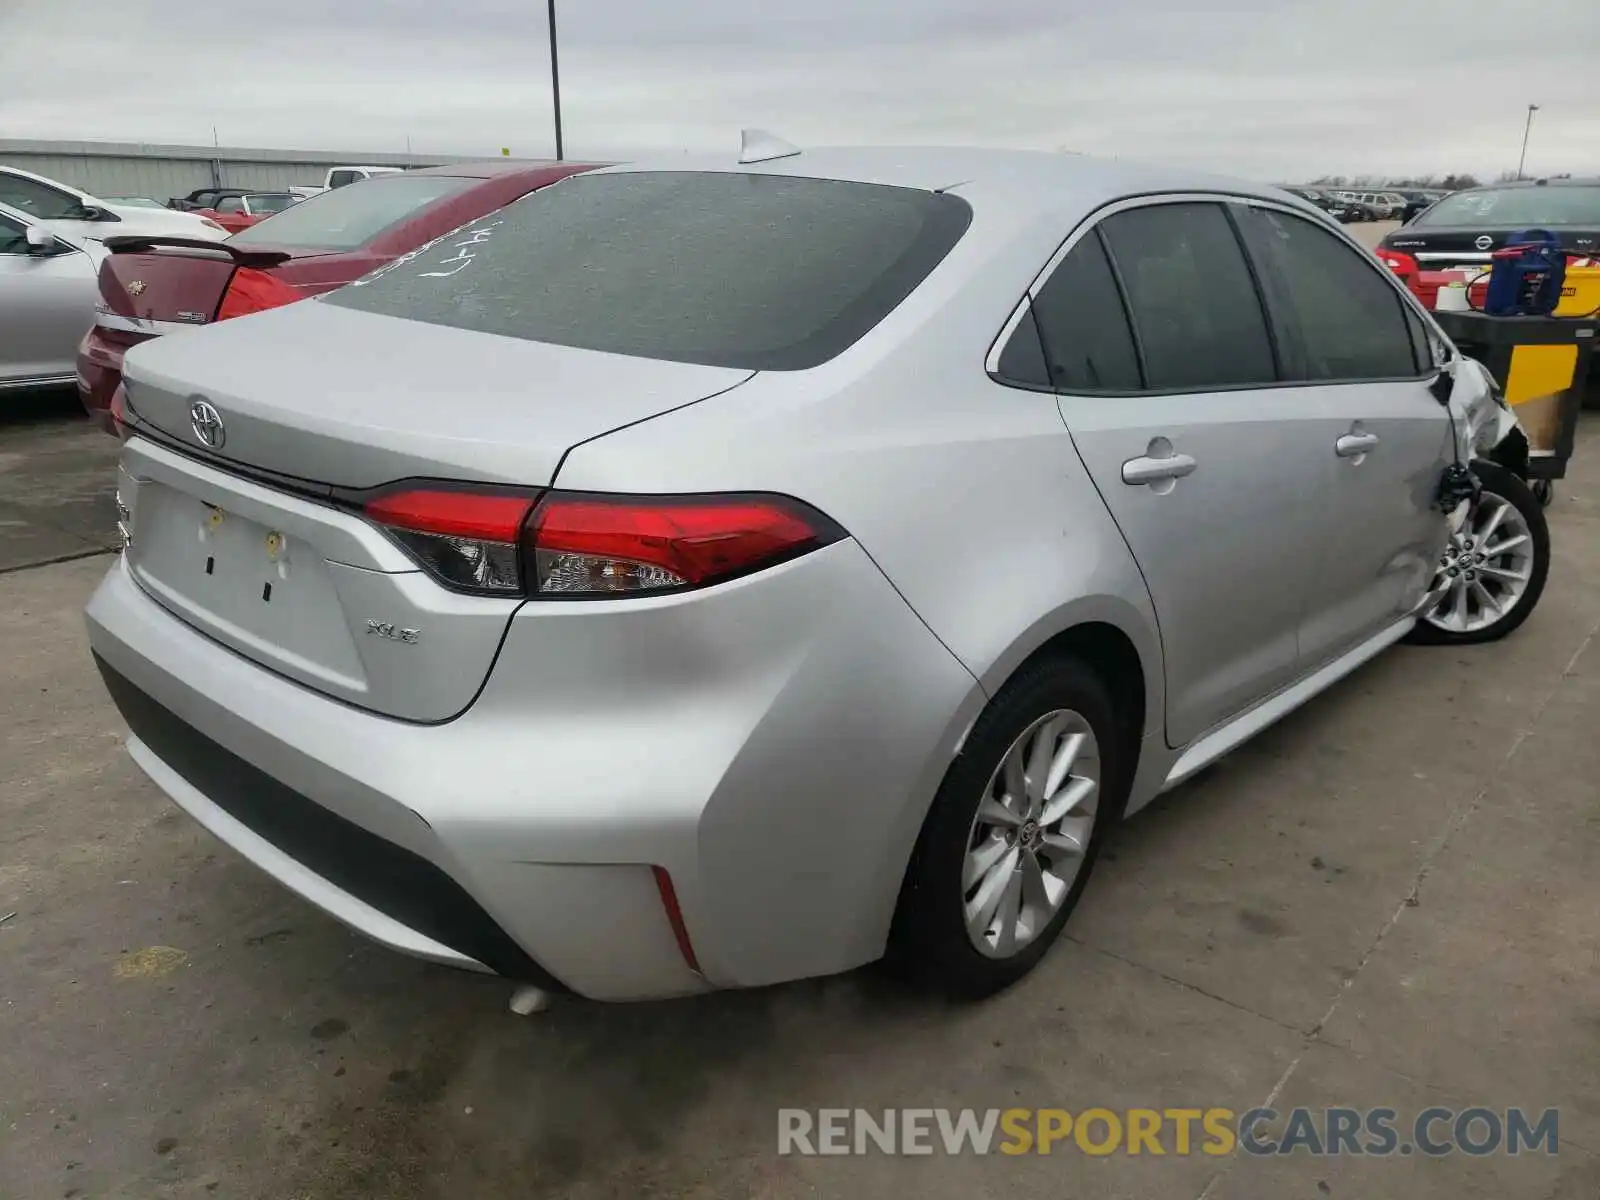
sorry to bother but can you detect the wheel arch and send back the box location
[975,596,1162,745]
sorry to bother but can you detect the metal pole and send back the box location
[547,0,564,160]
[1516,104,1538,180]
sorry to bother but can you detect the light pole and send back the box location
[547,0,564,160]
[1516,104,1539,180]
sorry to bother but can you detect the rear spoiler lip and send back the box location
[100,235,293,268]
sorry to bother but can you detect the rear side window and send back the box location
[1235,206,1419,381]
[328,170,361,189]
[228,175,476,251]
[1099,203,1277,391]
[1026,232,1141,391]
[324,172,973,371]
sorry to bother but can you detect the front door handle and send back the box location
[1122,452,1198,486]
[1336,432,1380,458]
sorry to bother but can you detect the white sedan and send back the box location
[0,165,228,244]
[0,201,104,393]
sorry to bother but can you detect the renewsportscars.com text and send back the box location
[777,1107,1560,1158]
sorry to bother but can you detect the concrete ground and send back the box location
[2,393,1599,1200]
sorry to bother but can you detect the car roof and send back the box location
[585,146,1285,221]
[405,159,608,180]
[1452,177,1600,193]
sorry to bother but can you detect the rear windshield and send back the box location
[228,175,475,250]
[1415,185,1600,227]
[248,193,298,214]
[322,171,973,371]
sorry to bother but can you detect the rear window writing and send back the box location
[1416,186,1600,227]
[322,171,973,371]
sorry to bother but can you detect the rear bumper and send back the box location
[77,326,143,434]
[85,538,982,1001]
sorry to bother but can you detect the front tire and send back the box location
[888,656,1129,999]
[1408,460,1550,645]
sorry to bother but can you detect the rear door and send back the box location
[1234,202,1452,669]
[1035,198,1330,748]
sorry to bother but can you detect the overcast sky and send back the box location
[2,0,1597,181]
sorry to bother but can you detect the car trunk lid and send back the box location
[1384,224,1600,268]
[95,236,303,336]
[116,304,754,719]
[119,299,755,488]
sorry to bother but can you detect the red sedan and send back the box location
[79,160,599,433]
[189,191,302,234]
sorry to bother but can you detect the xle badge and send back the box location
[366,620,421,645]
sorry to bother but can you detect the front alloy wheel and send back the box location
[1411,459,1550,645]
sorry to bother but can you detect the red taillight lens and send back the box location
[108,383,132,442]
[362,486,845,598]
[1375,249,1419,279]
[525,492,844,596]
[214,267,302,322]
[364,488,536,595]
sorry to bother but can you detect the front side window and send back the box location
[0,213,28,255]
[0,174,84,220]
[1098,202,1277,391]
[323,171,973,371]
[1235,206,1419,381]
[215,196,244,214]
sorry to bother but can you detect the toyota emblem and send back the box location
[1475,235,1494,250]
[189,399,226,449]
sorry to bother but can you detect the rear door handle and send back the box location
[1122,453,1198,486]
[1336,433,1380,458]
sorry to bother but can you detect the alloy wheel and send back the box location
[963,709,1100,959]
[1424,491,1535,635]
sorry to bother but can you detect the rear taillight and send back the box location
[108,383,132,442]
[1375,249,1419,280]
[363,487,844,598]
[364,488,534,595]
[215,267,302,322]
[526,492,841,595]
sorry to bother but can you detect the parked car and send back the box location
[0,201,103,393]
[1380,179,1600,271]
[169,188,249,213]
[1395,189,1448,224]
[1332,192,1384,221]
[192,191,301,234]
[0,166,227,243]
[324,165,404,189]
[86,147,1547,1003]
[1282,187,1353,222]
[78,160,598,432]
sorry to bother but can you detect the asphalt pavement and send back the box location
[2,389,1598,1199]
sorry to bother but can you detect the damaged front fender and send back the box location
[1451,355,1528,474]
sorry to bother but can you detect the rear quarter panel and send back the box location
[551,195,1166,756]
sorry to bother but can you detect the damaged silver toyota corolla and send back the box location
[85,146,1550,1004]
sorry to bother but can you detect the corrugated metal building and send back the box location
[0,138,484,201]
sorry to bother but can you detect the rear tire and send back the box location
[888,656,1129,1000]
[1408,460,1550,645]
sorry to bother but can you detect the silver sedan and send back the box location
[86,144,1548,1003]
[0,201,102,393]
